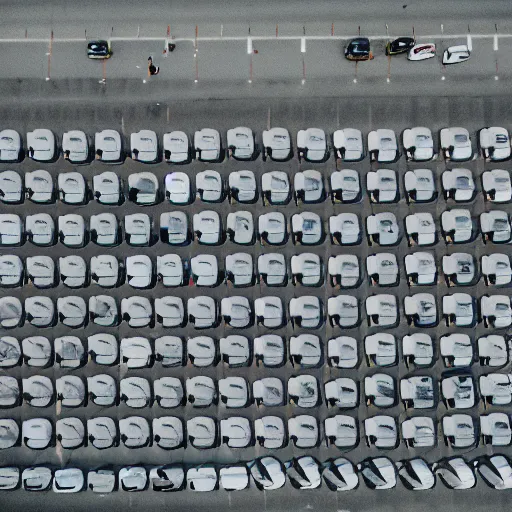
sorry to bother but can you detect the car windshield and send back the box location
[454,134,468,144]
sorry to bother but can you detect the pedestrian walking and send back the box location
[148,55,160,76]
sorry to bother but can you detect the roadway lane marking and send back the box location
[300,37,306,53]
[4,33,512,43]
[494,34,499,51]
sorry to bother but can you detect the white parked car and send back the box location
[258,212,286,245]
[124,213,152,246]
[405,252,436,285]
[165,172,191,204]
[254,334,285,367]
[405,212,436,246]
[59,255,87,288]
[333,128,363,161]
[294,169,324,204]
[163,131,189,163]
[442,414,476,448]
[130,130,157,162]
[25,169,53,203]
[22,418,52,449]
[87,469,116,493]
[87,333,118,365]
[481,295,512,328]
[57,296,87,327]
[0,254,23,287]
[327,295,358,328]
[475,456,512,490]
[119,416,150,448]
[152,416,184,448]
[287,375,319,408]
[0,297,22,328]
[0,170,22,203]
[58,214,85,247]
[368,129,398,162]
[400,376,435,409]
[262,127,291,161]
[291,212,322,245]
[288,415,318,447]
[440,127,472,161]
[126,255,152,288]
[119,467,147,492]
[365,333,396,367]
[220,335,250,367]
[480,127,511,161]
[363,416,398,448]
[366,212,399,246]
[193,210,221,244]
[227,126,254,160]
[442,253,475,286]
[121,296,153,328]
[187,296,217,329]
[221,296,252,328]
[367,253,398,286]
[196,170,223,202]
[120,377,151,408]
[149,464,185,491]
[440,333,473,367]
[0,375,19,406]
[0,214,21,246]
[219,465,249,491]
[160,211,188,245]
[54,336,84,368]
[249,457,286,490]
[327,336,358,368]
[364,374,395,408]
[93,171,122,204]
[328,254,359,288]
[191,254,218,286]
[330,169,361,203]
[254,415,285,448]
[90,213,119,246]
[403,127,434,161]
[218,376,248,408]
[25,297,54,328]
[358,457,396,490]
[366,294,398,327]
[481,210,511,243]
[62,130,88,162]
[187,336,216,367]
[95,129,122,162]
[401,417,435,447]
[187,417,217,448]
[408,43,436,60]
[154,378,183,408]
[128,172,159,204]
[258,253,286,286]
[441,209,473,243]
[22,467,52,491]
[157,254,183,287]
[286,456,321,489]
[482,169,511,202]
[261,171,290,205]
[56,375,85,407]
[194,128,221,161]
[325,378,358,408]
[56,417,84,448]
[120,337,152,368]
[324,416,358,449]
[228,170,257,203]
[0,129,21,161]
[253,377,284,407]
[481,413,511,446]
[26,255,54,287]
[478,334,508,367]
[226,211,254,244]
[0,336,21,367]
[322,458,358,491]
[225,252,253,287]
[87,374,117,406]
[90,254,119,287]
[291,253,321,287]
[27,129,55,161]
[433,458,475,489]
[22,375,54,407]
[443,293,475,326]
[396,459,435,491]
[155,336,183,367]
[53,468,84,493]
[404,168,435,202]
[297,128,327,162]
[442,168,475,201]
[329,213,361,245]
[404,293,437,327]
[442,45,471,65]
[441,375,475,408]
[366,169,397,203]
[480,373,512,406]
[290,296,322,328]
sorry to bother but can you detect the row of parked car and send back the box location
[1,250,510,291]
[2,454,511,492]
[0,292,510,329]
[0,125,510,163]
[1,167,511,206]
[0,331,509,369]
[1,208,510,247]
[1,370,510,410]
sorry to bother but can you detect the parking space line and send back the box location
[46,30,53,81]
[494,25,499,79]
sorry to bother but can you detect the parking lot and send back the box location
[0,95,511,508]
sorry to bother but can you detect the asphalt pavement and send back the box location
[0,96,511,510]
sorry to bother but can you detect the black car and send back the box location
[87,40,112,59]
[344,38,372,61]
[386,37,415,56]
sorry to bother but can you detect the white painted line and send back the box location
[300,37,306,53]
[467,34,472,52]
[2,32,512,44]
[247,37,253,55]
[494,34,499,51]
